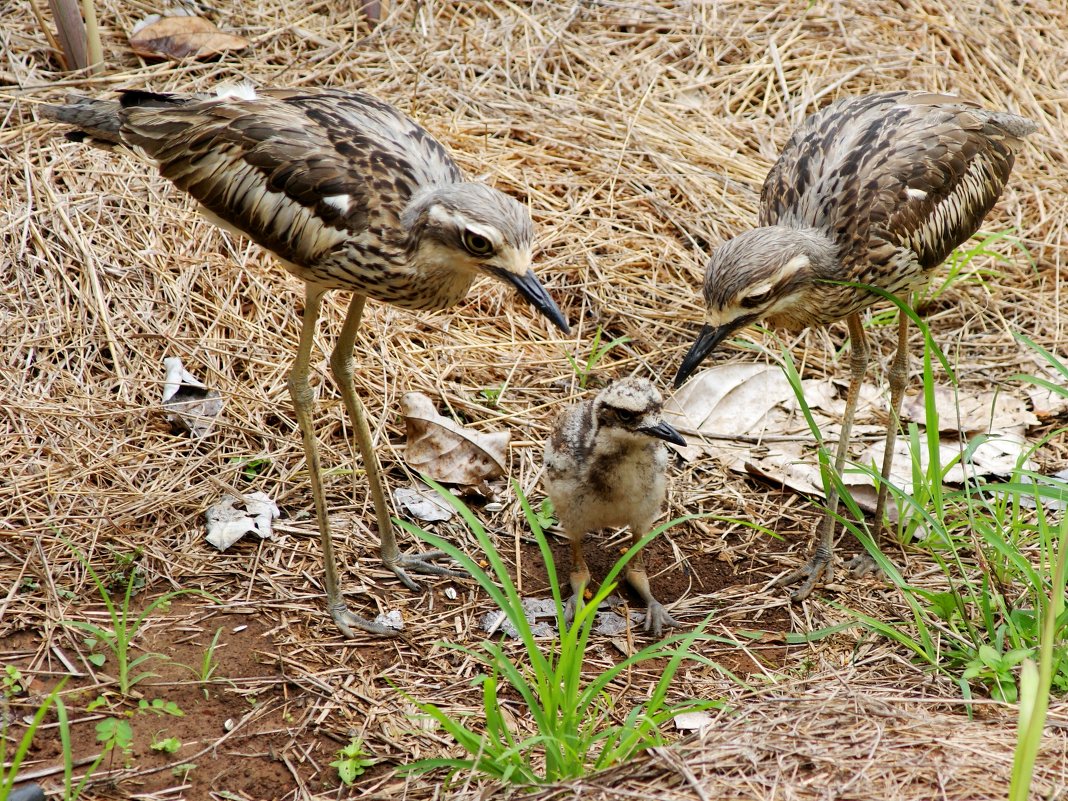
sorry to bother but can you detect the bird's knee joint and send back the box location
[287,374,314,405]
[329,352,354,380]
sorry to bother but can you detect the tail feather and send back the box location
[39,94,123,144]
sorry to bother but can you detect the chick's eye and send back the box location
[616,410,635,424]
[461,230,494,256]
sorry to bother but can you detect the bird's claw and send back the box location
[847,552,880,578]
[330,602,401,638]
[563,593,582,627]
[644,600,681,638]
[776,550,833,602]
[385,550,466,592]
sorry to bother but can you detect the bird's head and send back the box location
[404,183,569,333]
[674,226,834,388]
[594,377,686,447]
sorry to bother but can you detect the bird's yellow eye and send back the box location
[461,229,494,257]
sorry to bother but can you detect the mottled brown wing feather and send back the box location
[117,89,463,268]
[759,92,1022,295]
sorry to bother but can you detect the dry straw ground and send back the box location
[3,1,1068,799]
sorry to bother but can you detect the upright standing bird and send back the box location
[544,377,687,636]
[673,92,1035,600]
[43,85,570,636]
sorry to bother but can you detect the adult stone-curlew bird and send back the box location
[673,91,1035,601]
[544,377,687,636]
[43,85,570,636]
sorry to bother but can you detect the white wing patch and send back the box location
[215,82,258,102]
[906,187,928,201]
[322,194,351,213]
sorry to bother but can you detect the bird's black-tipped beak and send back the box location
[494,267,570,334]
[641,420,687,447]
[673,323,732,389]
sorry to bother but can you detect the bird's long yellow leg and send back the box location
[625,529,680,638]
[850,311,910,576]
[564,534,591,625]
[288,286,396,637]
[330,293,462,591]
[778,313,870,601]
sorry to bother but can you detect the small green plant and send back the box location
[565,326,631,388]
[2,665,26,697]
[86,695,108,712]
[1009,496,1067,801]
[230,456,271,480]
[176,626,225,698]
[399,480,725,786]
[331,737,375,786]
[55,695,102,801]
[172,763,196,782]
[138,698,184,717]
[534,497,556,530]
[151,735,182,754]
[0,678,67,799]
[105,548,146,595]
[60,542,215,696]
[478,386,503,406]
[96,717,134,758]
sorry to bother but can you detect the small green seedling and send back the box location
[534,498,557,530]
[96,718,134,758]
[230,456,271,480]
[479,387,503,406]
[151,735,182,754]
[331,737,375,786]
[172,763,196,782]
[177,627,225,698]
[566,326,631,388]
[61,541,216,696]
[2,665,26,697]
[138,698,184,717]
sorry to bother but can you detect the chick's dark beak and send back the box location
[641,420,687,447]
[493,267,570,334]
[673,323,733,388]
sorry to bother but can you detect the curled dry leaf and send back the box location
[205,492,279,551]
[129,15,249,61]
[400,392,509,488]
[162,356,223,438]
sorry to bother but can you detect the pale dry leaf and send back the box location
[393,485,456,523]
[665,363,794,436]
[900,386,1039,434]
[129,15,249,60]
[205,491,279,551]
[400,392,509,487]
[162,356,223,438]
[674,710,716,731]
[1019,359,1068,419]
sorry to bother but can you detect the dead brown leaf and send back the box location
[900,385,1038,434]
[400,392,509,488]
[129,15,249,61]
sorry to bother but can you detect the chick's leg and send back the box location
[626,530,680,638]
[563,534,591,626]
